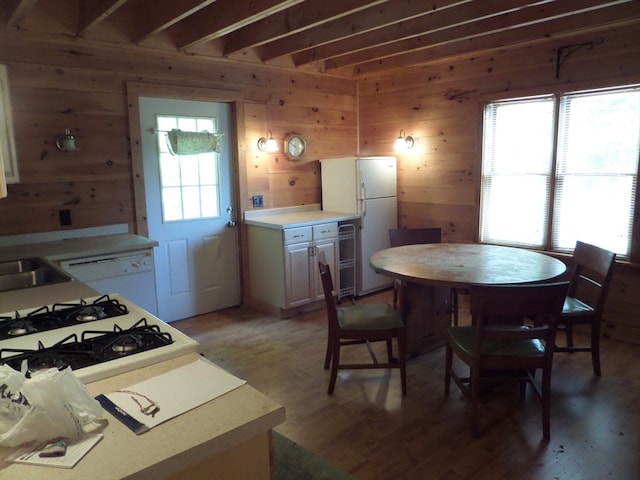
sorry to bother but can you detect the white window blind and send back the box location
[480,96,555,248]
[553,88,639,256]
[480,86,640,258]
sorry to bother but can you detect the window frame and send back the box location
[154,114,222,224]
[479,84,640,261]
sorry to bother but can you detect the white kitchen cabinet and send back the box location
[248,222,338,312]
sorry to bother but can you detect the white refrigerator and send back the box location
[320,156,397,296]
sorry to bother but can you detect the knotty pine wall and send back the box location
[0,16,639,342]
[357,23,640,343]
[0,16,355,324]
[0,33,355,236]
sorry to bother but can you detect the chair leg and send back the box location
[565,323,574,348]
[518,379,527,400]
[541,367,552,441]
[324,338,332,370]
[386,338,394,363]
[444,343,453,395]
[398,334,407,395]
[328,341,340,395]
[591,319,602,376]
[470,366,481,439]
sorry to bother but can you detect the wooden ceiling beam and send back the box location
[176,0,304,50]
[293,0,545,66]
[223,0,387,55]
[347,1,640,76]
[133,0,216,44]
[78,0,129,36]
[1,0,38,27]
[326,0,634,70]
[260,0,469,61]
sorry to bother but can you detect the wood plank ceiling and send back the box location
[2,0,639,77]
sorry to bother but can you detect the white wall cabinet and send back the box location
[248,222,338,312]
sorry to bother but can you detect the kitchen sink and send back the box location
[0,258,43,275]
[0,257,73,292]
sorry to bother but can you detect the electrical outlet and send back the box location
[59,209,72,226]
[252,195,264,208]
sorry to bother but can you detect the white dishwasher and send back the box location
[59,250,158,315]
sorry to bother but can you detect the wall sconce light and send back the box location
[394,129,414,151]
[56,127,79,152]
[257,130,278,152]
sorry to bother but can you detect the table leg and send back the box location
[401,282,452,357]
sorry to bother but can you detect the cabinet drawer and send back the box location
[313,222,338,240]
[284,226,312,245]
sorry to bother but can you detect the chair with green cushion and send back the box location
[444,282,569,440]
[319,260,407,395]
[554,240,616,375]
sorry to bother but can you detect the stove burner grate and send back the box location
[0,318,175,376]
[0,334,99,376]
[0,295,130,341]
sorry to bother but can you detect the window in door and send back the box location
[480,85,640,259]
[155,115,220,222]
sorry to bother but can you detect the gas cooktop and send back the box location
[0,294,200,384]
[0,295,129,341]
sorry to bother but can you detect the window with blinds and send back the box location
[480,86,640,259]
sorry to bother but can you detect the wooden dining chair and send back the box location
[554,240,616,375]
[319,260,407,395]
[444,281,569,440]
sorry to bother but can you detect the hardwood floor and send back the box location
[173,290,640,480]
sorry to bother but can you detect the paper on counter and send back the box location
[99,357,247,433]
[8,434,103,469]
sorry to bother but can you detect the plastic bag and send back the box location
[0,364,103,447]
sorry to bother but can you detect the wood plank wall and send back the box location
[0,24,356,237]
[357,23,640,343]
[0,11,638,343]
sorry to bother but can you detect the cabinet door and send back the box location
[284,241,313,308]
[313,238,338,302]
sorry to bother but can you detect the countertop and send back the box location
[0,280,100,312]
[0,233,158,263]
[0,273,285,479]
[244,204,359,229]
[0,233,158,310]
[0,353,285,479]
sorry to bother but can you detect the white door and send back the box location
[139,97,240,322]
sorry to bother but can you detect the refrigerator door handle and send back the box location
[359,174,367,219]
[360,196,366,221]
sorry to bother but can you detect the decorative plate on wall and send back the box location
[284,133,306,161]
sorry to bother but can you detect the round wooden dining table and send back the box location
[369,243,567,356]
[369,243,567,289]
